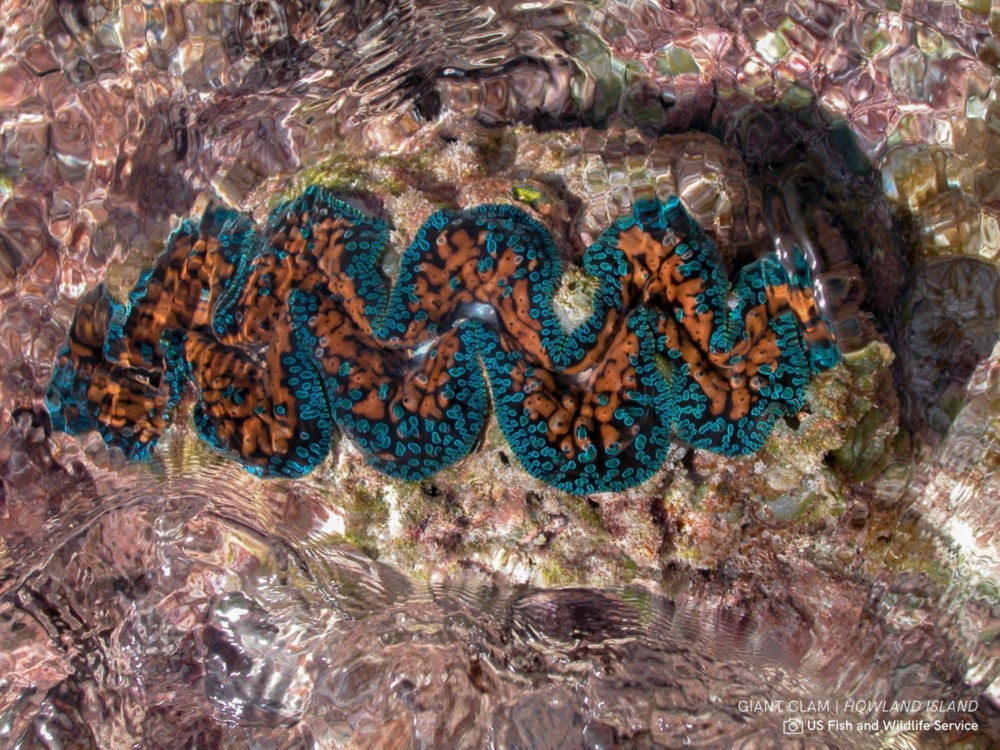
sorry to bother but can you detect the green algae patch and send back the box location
[512,185,545,207]
[343,484,391,555]
[536,558,577,587]
[291,155,413,203]
[829,342,900,481]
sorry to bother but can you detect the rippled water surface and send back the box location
[1,0,999,747]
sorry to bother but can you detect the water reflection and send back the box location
[0,460,991,747]
[1,0,999,746]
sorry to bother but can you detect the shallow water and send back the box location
[1,0,999,747]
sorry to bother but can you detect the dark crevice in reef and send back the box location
[897,256,1000,440]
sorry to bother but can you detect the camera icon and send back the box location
[783,718,804,735]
